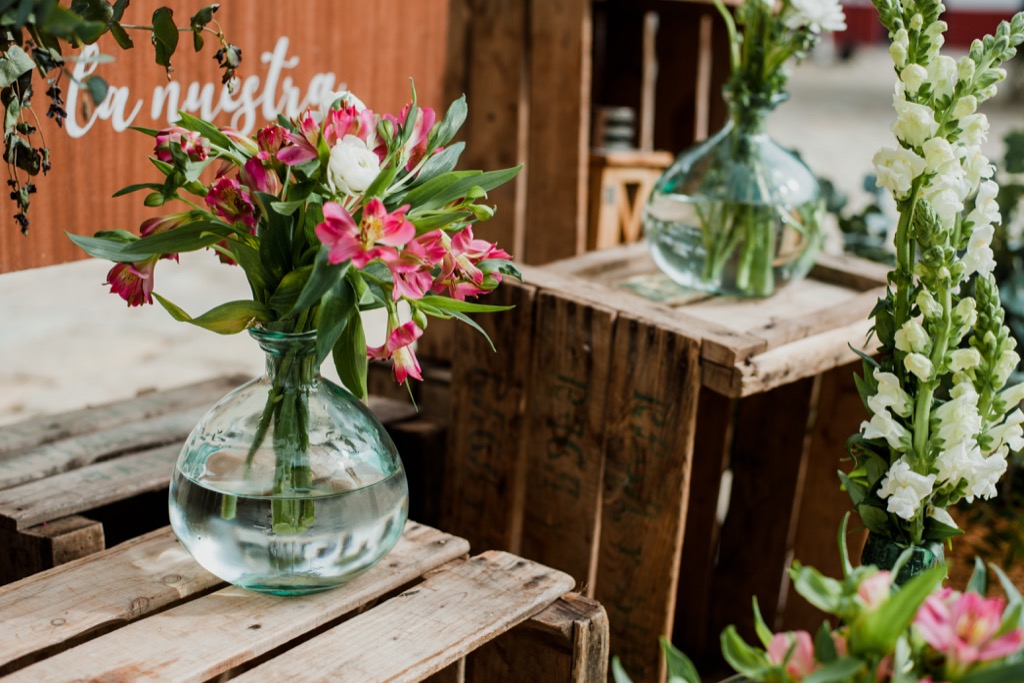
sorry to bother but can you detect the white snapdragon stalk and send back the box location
[846,1,1024,549]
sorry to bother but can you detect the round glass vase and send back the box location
[643,92,824,298]
[169,328,409,596]
[860,532,945,585]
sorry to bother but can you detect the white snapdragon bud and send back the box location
[948,348,983,372]
[995,349,1021,386]
[878,458,936,520]
[861,408,911,451]
[892,99,939,147]
[959,114,990,146]
[954,297,978,330]
[957,56,976,83]
[928,56,958,100]
[979,85,999,102]
[890,29,910,67]
[953,96,978,120]
[905,352,935,381]
[917,289,942,319]
[950,378,979,400]
[910,14,924,30]
[895,319,930,354]
[869,369,914,418]
[873,147,927,198]
[900,64,929,94]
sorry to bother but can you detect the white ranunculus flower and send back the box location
[900,64,928,94]
[904,352,934,381]
[961,224,996,277]
[953,95,978,120]
[879,459,936,520]
[891,99,939,147]
[783,0,847,33]
[959,113,990,147]
[873,147,926,197]
[928,55,958,100]
[861,408,911,451]
[948,348,982,372]
[894,319,930,354]
[869,369,914,418]
[328,134,381,196]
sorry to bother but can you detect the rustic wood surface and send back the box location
[0,515,105,590]
[1,522,470,681]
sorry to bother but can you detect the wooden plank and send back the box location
[519,290,615,588]
[0,409,203,491]
[780,363,867,632]
[0,515,104,585]
[0,376,239,456]
[673,387,734,671]
[443,281,536,553]
[810,252,890,290]
[425,659,466,683]
[230,551,575,682]
[595,315,701,683]
[1,522,469,680]
[524,0,591,263]
[0,444,178,530]
[467,593,609,683]
[709,378,817,644]
[750,287,886,353]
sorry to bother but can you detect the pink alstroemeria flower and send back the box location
[386,104,436,170]
[916,589,1024,672]
[206,177,258,230]
[433,226,511,300]
[256,124,288,154]
[323,105,377,150]
[105,258,157,307]
[315,199,415,268]
[388,231,446,301]
[277,110,320,166]
[240,152,282,195]
[369,321,424,384]
[857,571,892,611]
[767,631,818,679]
[155,126,209,163]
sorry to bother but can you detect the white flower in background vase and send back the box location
[879,459,936,521]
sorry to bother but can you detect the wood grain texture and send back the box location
[523,0,592,264]
[1,522,469,681]
[3,0,451,273]
[0,444,178,530]
[595,315,700,683]
[466,593,609,683]
[231,551,575,683]
[0,515,104,586]
[443,280,536,554]
[519,290,614,589]
[709,378,817,643]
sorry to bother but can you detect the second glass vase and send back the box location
[643,92,824,298]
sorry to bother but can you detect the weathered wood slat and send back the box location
[519,291,614,589]
[595,315,701,683]
[0,445,178,530]
[0,409,204,491]
[749,287,886,353]
[443,281,536,554]
[0,516,104,587]
[232,551,575,683]
[810,251,892,290]
[0,377,240,457]
[1,522,469,681]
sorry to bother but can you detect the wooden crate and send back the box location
[0,377,443,584]
[0,522,609,682]
[443,241,888,681]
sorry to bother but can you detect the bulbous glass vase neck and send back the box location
[723,87,787,135]
[249,328,320,386]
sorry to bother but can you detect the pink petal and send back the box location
[386,321,424,353]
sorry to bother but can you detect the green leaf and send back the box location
[851,565,945,654]
[476,258,522,280]
[190,5,219,52]
[957,663,1024,683]
[659,638,701,683]
[175,111,234,150]
[270,199,306,216]
[68,221,236,262]
[803,658,866,683]
[404,166,522,214]
[814,620,838,663]
[316,280,356,365]
[414,295,511,314]
[966,557,988,595]
[720,626,770,678]
[112,182,165,198]
[363,163,399,201]
[410,142,464,187]
[111,0,129,21]
[151,7,179,70]
[268,266,313,315]
[109,22,133,49]
[226,239,273,298]
[83,75,108,106]
[789,563,844,614]
[333,308,367,399]
[153,295,270,334]
[838,471,867,507]
[991,564,1024,631]
[431,94,467,149]
[752,598,773,649]
[288,247,351,318]
[0,45,36,89]
[857,505,892,536]
[610,657,634,683]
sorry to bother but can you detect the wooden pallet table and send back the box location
[0,377,443,584]
[0,521,609,682]
[443,241,889,681]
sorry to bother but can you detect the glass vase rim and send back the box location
[247,326,319,343]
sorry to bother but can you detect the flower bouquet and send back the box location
[844,2,1024,575]
[642,0,844,297]
[69,88,520,593]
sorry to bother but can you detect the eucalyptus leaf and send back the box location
[0,45,35,89]
[151,7,179,69]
